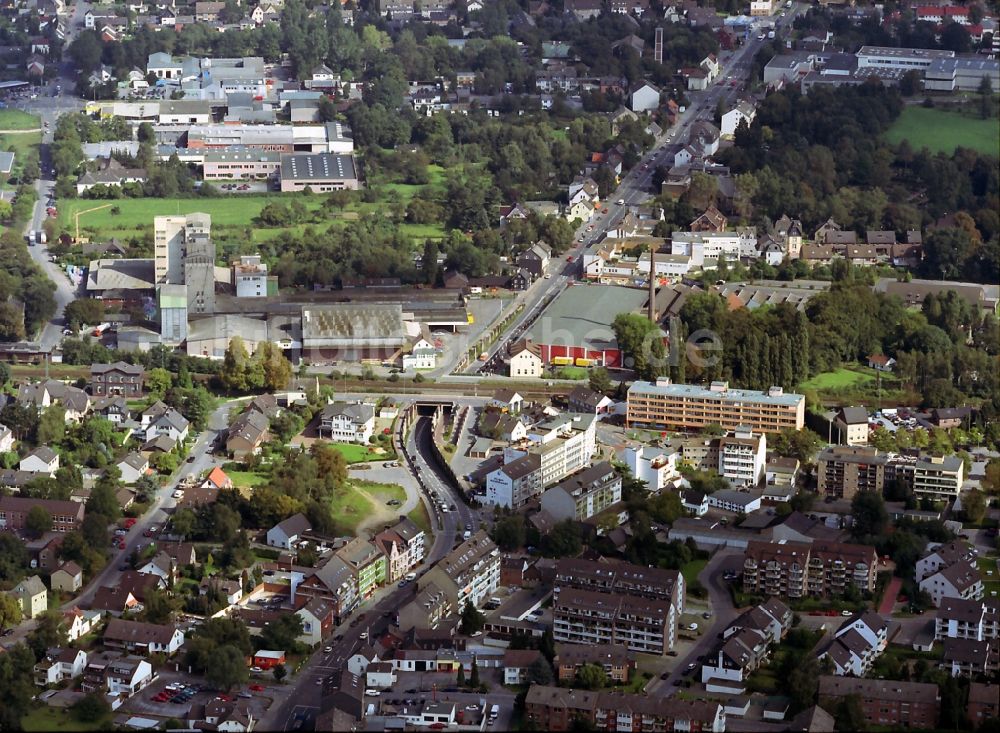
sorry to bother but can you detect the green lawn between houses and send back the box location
[331,442,394,463]
[330,480,407,533]
[884,106,1000,157]
[22,707,111,732]
[0,109,41,130]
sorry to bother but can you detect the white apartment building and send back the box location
[670,229,758,267]
[934,598,999,641]
[623,445,679,492]
[154,212,211,285]
[718,427,766,488]
[485,453,542,509]
[912,455,964,500]
[319,402,376,444]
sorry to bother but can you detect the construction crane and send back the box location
[74,203,114,242]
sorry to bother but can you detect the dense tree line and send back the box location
[718,85,999,286]
[0,186,57,341]
[679,271,999,424]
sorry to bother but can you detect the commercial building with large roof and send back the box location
[522,284,652,368]
[279,153,360,192]
[301,303,407,362]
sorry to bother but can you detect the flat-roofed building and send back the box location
[718,427,766,487]
[856,45,955,70]
[817,445,886,500]
[627,379,805,433]
[279,153,360,192]
[552,587,678,655]
[202,148,281,180]
[301,303,407,362]
[912,454,964,500]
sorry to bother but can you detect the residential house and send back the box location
[717,427,766,487]
[226,409,270,459]
[76,158,148,195]
[504,649,545,685]
[319,402,375,444]
[630,82,660,113]
[63,606,102,642]
[12,575,48,619]
[834,406,869,446]
[266,513,312,550]
[91,396,130,424]
[106,656,155,697]
[707,489,762,514]
[690,205,728,232]
[104,618,185,656]
[297,598,336,647]
[478,411,527,443]
[490,389,524,413]
[818,612,889,676]
[516,242,551,278]
[0,423,14,453]
[968,682,1000,728]
[418,531,500,614]
[90,362,145,397]
[334,536,387,601]
[920,559,984,607]
[20,446,60,474]
[202,467,233,490]
[137,551,177,584]
[682,489,709,516]
[116,453,150,485]
[867,354,896,372]
[941,638,997,676]
[701,626,770,691]
[934,598,999,641]
[34,648,88,687]
[141,402,190,443]
[509,340,544,378]
[566,386,614,415]
[720,100,757,138]
[50,561,83,593]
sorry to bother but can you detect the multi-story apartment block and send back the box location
[154,212,211,285]
[334,537,387,601]
[818,676,940,730]
[540,462,622,523]
[627,379,805,433]
[525,686,726,733]
[916,540,979,581]
[420,531,500,612]
[0,497,85,533]
[817,445,886,500]
[717,427,766,487]
[90,362,145,398]
[553,587,677,655]
[743,539,878,599]
[485,414,597,508]
[920,559,984,607]
[373,517,425,583]
[623,445,679,492]
[553,643,636,684]
[554,558,685,610]
[935,598,1000,641]
[486,453,542,509]
[912,454,964,500]
[819,612,889,676]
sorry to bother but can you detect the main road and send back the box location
[461,10,808,377]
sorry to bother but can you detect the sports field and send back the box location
[884,106,1000,157]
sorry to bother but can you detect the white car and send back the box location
[359,631,368,640]
[405,572,417,581]
[364,689,380,696]
[688,623,699,631]
[172,490,184,499]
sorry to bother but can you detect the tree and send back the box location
[459,600,485,635]
[62,298,106,331]
[541,520,582,557]
[259,613,305,653]
[145,367,173,397]
[984,459,1000,494]
[25,506,52,539]
[850,490,888,539]
[0,362,9,387]
[963,489,987,525]
[273,664,287,683]
[26,611,68,659]
[72,692,111,723]
[206,644,249,691]
[87,480,121,520]
[786,656,819,712]
[221,336,253,392]
[422,238,439,286]
[469,660,480,688]
[576,663,607,690]
[457,664,466,686]
[528,655,554,685]
[588,367,612,394]
[834,693,866,732]
[257,342,292,391]
[612,313,665,380]
[491,514,526,551]
[37,404,67,445]
[0,593,22,630]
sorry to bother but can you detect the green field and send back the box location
[800,367,877,391]
[884,106,1000,157]
[0,109,41,130]
[0,129,41,162]
[681,558,708,588]
[408,501,432,534]
[60,196,287,234]
[225,469,270,489]
[22,707,111,732]
[331,479,407,532]
[332,442,393,463]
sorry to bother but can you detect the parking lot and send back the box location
[124,673,274,720]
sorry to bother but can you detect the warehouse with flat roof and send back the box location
[521,284,653,368]
[279,153,360,192]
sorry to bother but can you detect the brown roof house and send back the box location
[103,618,185,656]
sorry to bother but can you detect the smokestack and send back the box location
[648,245,656,324]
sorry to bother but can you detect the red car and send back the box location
[117,540,126,550]
[249,684,264,692]
[216,694,233,702]
[123,518,136,528]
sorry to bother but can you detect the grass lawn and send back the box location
[60,196,287,234]
[978,557,1000,598]
[884,106,1000,157]
[408,501,432,534]
[554,366,588,380]
[225,469,270,489]
[0,109,41,130]
[22,707,111,732]
[331,443,393,463]
[331,479,407,533]
[800,367,876,390]
[681,558,708,587]
[0,129,41,161]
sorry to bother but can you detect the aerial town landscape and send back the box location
[0,0,997,729]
